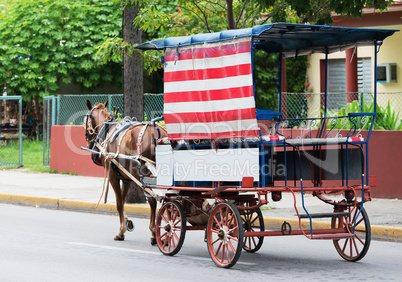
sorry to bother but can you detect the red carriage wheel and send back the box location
[331,206,371,262]
[242,207,264,253]
[156,201,187,256]
[206,201,244,268]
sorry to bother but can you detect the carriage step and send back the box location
[307,233,355,240]
[299,212,350,219]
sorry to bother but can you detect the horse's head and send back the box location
[84,99,110,149]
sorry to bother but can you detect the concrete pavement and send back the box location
[1,168,401,242]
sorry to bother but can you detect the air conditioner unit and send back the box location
[377,63,397,83]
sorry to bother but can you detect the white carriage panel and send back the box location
[155,145,174,186]
[173,148,259,182]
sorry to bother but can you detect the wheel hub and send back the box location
[164,222,172,235]
[244,221,251,231]
[218,226,230,243]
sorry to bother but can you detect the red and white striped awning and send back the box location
[163,38,259,140]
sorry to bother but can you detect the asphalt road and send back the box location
[1,204,401,281]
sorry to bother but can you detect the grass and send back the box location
[0,140,75,174]
[260,204,277,211]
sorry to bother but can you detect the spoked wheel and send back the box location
[331,206,371,262]
[156,201,186,256]
[242,207,264,253]
[207,201,244,268]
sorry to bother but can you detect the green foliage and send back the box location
[376,100,402,130]
[96,38,161,74]
[253,51,279,111]
[330,98,374,130]
[100,0,288,70]
[284,56,308,119]
[330,96,402,130]
[134,0,267,37]
[0,0,122,102]
[253,51,308,114]
[256,0,392,24]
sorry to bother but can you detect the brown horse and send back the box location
[84,100,167,244]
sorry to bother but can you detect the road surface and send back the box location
[1,204,401,281]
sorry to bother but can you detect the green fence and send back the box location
[56,94,164,125]
[57,94,124,125]
[42,93,164,166]
[43,96,57,166]
[0,96,23,166]
[280,92,402,130]
[144,94,164,121]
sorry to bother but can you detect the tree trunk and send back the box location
[226,0,236,29]
[123,3,146,204]
[123,4,143,121]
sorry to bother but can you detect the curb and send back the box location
[1,194,401,242]
[0,194,151,218]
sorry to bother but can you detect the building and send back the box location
[305,2,402,117]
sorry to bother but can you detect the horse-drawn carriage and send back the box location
[84,23,397,268]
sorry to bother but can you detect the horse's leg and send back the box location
[128,157,156,245]
[121,181,134,232]
[109,172,126,241]
[123,181,156,245]
[148,196,157,245]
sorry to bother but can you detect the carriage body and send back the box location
[135,23,397,267]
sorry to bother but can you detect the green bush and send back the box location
[376,100,402,130]
[330,96,402,130]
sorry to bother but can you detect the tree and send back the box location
[270,0,393,24]
[122,2,143,120]
[0,0,122,104]
[122,1,148,203]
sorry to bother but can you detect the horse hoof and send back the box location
[114,234,125,241]
[150,238,157,245]
[126,220,135,232]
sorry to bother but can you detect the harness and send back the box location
[97,120,149,160]
[84,104,165,204]
[91,120,164,204]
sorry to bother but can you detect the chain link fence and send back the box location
[57,94,124,125]
[56,93,164,125]
[0,96,23,166]
[42,93,164,166]
[54,92,401,129]
[280,92,402,130]
[144,94,164,120]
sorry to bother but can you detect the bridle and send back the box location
[84,107,97,144]
[85,104,118,149]
[84,105,108,146]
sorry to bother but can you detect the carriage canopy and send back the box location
[136,23,397,141]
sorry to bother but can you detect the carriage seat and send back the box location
[157,135,285,145]
[285,136,364,146]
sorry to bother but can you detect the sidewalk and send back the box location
[0,169,401,242]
